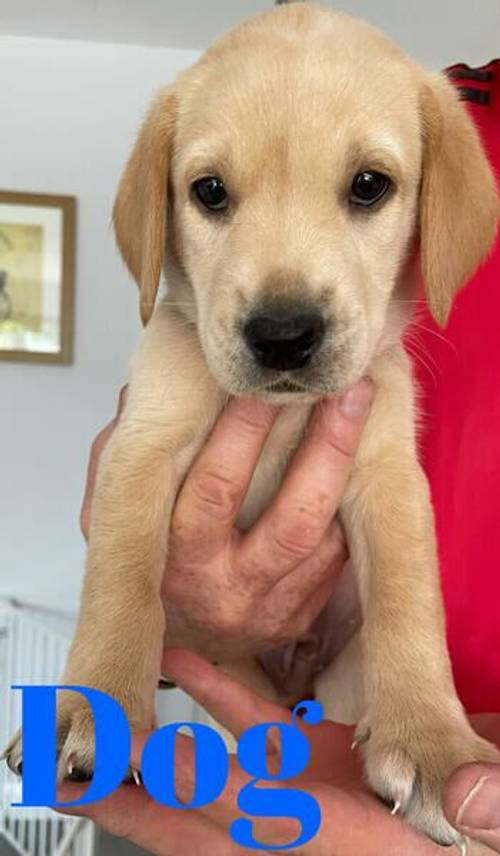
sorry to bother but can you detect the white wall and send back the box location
[0,36,198,611]
[1,0,499,61]
[0,3,499,614]
[336,0,500,68]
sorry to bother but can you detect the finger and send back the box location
[127,737,438,856]
[158,652,360,786]
[307,785,444,856]
[129,730,258,836]
[130,725,332,849]
[161,649,356,776]
[239,380,373,591]
[56,780,242,856]
[162,649,292,739]
[79,387,128,540]
[266,519,347,628]
[57,743,302,853]
[444,763,500,853]
[170,397,279,556]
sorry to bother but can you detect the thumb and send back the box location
[444,763,500,853]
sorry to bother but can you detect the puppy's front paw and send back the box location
[356,712,500,847]
[4,695,94,781]
[4,688,152,784]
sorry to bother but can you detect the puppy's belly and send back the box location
[259,559,362,710]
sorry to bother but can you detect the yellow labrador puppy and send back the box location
[7,2,500,846]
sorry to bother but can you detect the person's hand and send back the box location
[80,381,373,656]
[444,716,500,854]
[57,650,500,855]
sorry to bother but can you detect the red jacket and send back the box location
[415,60,500,713]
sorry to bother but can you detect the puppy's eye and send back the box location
[350,171,391,207]
[192,176,228,212]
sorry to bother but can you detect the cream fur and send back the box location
[7,4,500,847]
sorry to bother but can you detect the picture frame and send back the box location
[0,190,76,364]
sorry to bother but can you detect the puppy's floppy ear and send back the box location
[419,74,499,327]
[113,87,176,325]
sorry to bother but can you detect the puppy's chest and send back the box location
[236,403,313,531]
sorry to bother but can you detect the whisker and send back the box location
[406,332,441,372]
[405,340,439,388]
[406,319,458,356]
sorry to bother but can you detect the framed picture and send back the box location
[0,190,76,364]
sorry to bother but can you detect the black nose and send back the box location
[243,311,325,371]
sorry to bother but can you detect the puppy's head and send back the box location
[114,4,498,400]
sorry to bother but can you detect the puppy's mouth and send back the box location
[265,379,308,395]
[258,377,323,402]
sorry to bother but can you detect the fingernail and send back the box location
[337,379,373,421]
[456,776,500,830]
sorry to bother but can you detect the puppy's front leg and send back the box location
[321,347,499,846]
[6,307,224,779]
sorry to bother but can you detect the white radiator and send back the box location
[0,600,95,856]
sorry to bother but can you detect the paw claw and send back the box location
[66,766,92,783]
[6,758,23,776]
[352,724,371,751]
[3,730,22,776]
[391,800,401,816]
[132,768,141,787]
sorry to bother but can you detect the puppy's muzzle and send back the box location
[243,310,326,371]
